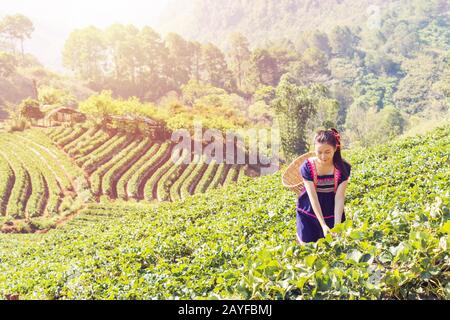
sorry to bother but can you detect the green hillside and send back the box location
[2,1,448,152]
[0,123,262,232]
[0,128,89,232]
[0,124,448,299]
[158,0,446,49]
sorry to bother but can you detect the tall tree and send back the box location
[383,21,420,58]
[228,32,251,90]
[266,42,299,79]
[104,24,129,79]
[63,26,106,83]
[121,25,141,86]
[164,33,192,90]
[188,40,203,82]
[271,74,317,161]
[0,14,34,58]
[308,30,332,57]
[291,47,330,85]
[296,30,332,57]
[138,26,168,100]
[329,26,359,58]
[201,42,234,90]
[247,49,279,90]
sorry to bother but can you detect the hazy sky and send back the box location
[0,0,170,28]
[0,0,170,70]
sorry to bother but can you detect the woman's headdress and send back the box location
[330,128,341,151]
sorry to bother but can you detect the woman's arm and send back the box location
[303,180,327,227]
[334,180,349,225]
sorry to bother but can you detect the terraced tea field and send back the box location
[0,124,448,299]
[46,124,252,201]
[0,124,264,232]
[0,130,89,232]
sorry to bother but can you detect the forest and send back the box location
[0,0,448,156]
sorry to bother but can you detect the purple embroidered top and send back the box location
[296,158,351,220]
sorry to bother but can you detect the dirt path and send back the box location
[17,135,77,195]
[35,206,86,234]
[39,173,49,218]
[109,140,153,198]
[0,152,16,216]
[188,162,209,195]
[137,144,173,200]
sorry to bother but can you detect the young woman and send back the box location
[296,128,352,244]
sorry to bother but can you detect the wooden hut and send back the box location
[105,114,169,140]
[42,107,86,127]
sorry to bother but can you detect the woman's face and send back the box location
[315,143,336,165]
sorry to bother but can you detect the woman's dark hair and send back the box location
[314,128,351,178]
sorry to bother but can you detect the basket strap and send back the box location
[334,166,341,193]
[307,158,318,189]
[333,167,337,193]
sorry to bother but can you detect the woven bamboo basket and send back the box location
[281,151,316,195]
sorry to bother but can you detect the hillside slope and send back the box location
[158,0,391,47]
[0,124,448,299]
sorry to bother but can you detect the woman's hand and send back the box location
[321,224,332,237]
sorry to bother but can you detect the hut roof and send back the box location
[45,107,82,119]
[109,114,160,126]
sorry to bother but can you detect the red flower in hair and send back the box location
[330,128,341,150]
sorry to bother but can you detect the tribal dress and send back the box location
[296,157,351,243]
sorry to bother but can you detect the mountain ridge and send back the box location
[156,0,393,49]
